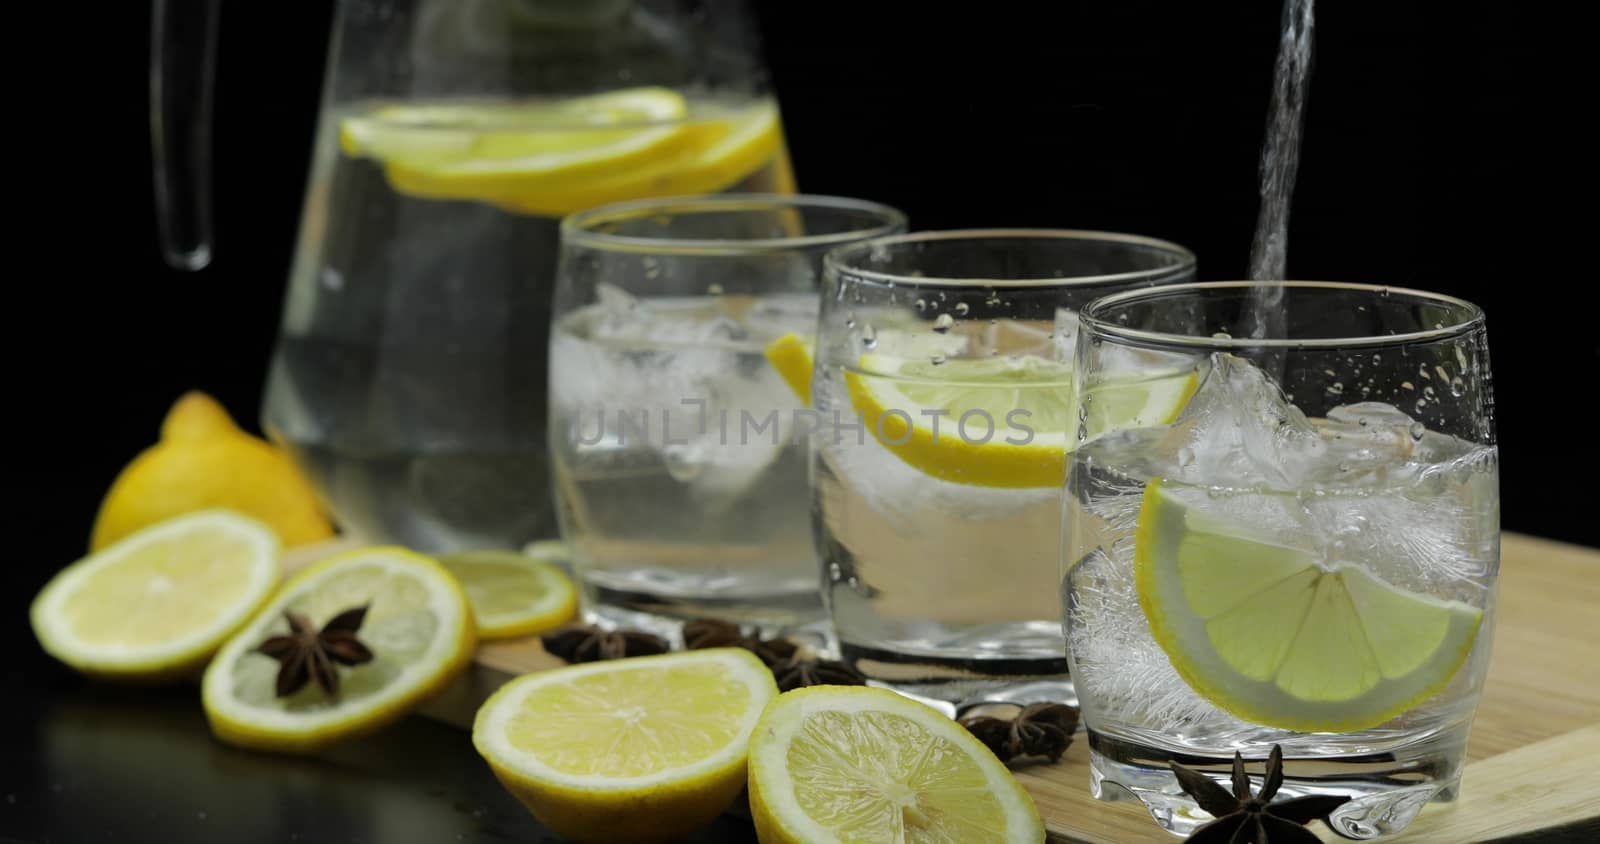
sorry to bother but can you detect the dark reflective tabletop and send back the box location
[3,654,758,843]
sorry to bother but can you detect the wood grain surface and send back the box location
[285,532,1600,842]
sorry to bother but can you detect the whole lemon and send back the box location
[91,392,334,550]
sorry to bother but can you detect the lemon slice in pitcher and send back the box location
[1134,479,1484,732]
[342,88,786,217]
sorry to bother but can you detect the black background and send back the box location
[5,1,1593,840]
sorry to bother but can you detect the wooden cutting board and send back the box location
[284,532,1600,842]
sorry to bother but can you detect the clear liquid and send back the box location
[1065,429,1498,838]
[263,95,792,553]
[812,359,1072,706]
[549,296,817,634]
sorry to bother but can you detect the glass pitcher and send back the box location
[152,0,795,552]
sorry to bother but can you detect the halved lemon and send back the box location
[437,547,577,639]
[748,686,1045,844]
[846,349,1196,488]
[201,546,476,753]
[473,648,778,844]
[31,510,281,681]
[343,87,786,217]
[1135,479,1485,732]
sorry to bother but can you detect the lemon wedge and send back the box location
[341,88,786,217]
[438,547,577,639]
[473,648,777,844]
[31,510,281,681]
[1135,479,1485,731]
[748,686,1045,843]
[763,332,816,405]
[201,546,475,753]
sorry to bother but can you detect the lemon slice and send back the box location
[473,648,777,844]
[343,88,786,217]
[438,548,577,639]
[764,332,816,404]
[493,97,786,217]
[748,686,1045,844]
[202,546,475,753]
[31,510,281,681]
[1135,479,1485,732]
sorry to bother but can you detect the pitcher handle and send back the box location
[149,0,220,271]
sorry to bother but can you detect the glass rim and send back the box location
[559,193,908,255]
[1080,280,1488,350]
[823,228,1198,289]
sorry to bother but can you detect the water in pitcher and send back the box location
[263,91,793,553]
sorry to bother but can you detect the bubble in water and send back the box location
[1409,421,1426,441]
[930,353,946,365]
[1413,399,1427,414]
[914,298,926,312]
[1177,446,1196,467]
[932,313,955,333]
[662,444,704,482]
[642,257,661,279]
[197,811,207,821]
[706,282,724,295]
[954,302,970,316]
[1419,364,1431,379]
[1423,385,1436,399]
[985,291,1003,307]
[1401,381,1415,391]
[861,323,878,349]
[1450,376,1465,397]
[1326,382,1344,396]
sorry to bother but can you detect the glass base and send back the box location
[838,640,1076,715]
[1087,729,1461,839]
[582,582,830,651]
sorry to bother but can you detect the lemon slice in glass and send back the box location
[473,648,777,844]
[1134,479,1485,732]
[748,686,1045,843]
[201,546,475,753]
[846,352,1195,488]
[31,510,281,681]
[763,332,816,405]
[437,548,577,639]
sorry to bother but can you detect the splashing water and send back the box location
[1244,0,1316,339]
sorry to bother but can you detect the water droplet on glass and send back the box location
[1450,376,1465,397]
[1357,417,1369,426]
[986,292,1003,307]
[662,444,704,482]
[1423,385,1436,399]
[706,282,724,296]
[642,257,661,279]
[1326,382,1344,396]
[1177,446,1196,467]
[1371,353,1382,365]
[954,302,970,316]
[1414,399,1428,414]
[914,298,926,312]
[861,323,878,349]
[1337,462,1349,473]
[930,353,946,365]
[932,313,955,333]
[1409,421,1426,440]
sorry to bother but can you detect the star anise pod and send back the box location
[540,625,669,663]
[1172,745,1351,843]
[255,605,374,699]
[771,655,867,692]
[681,618,799,667]
[959,702,1080,764]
